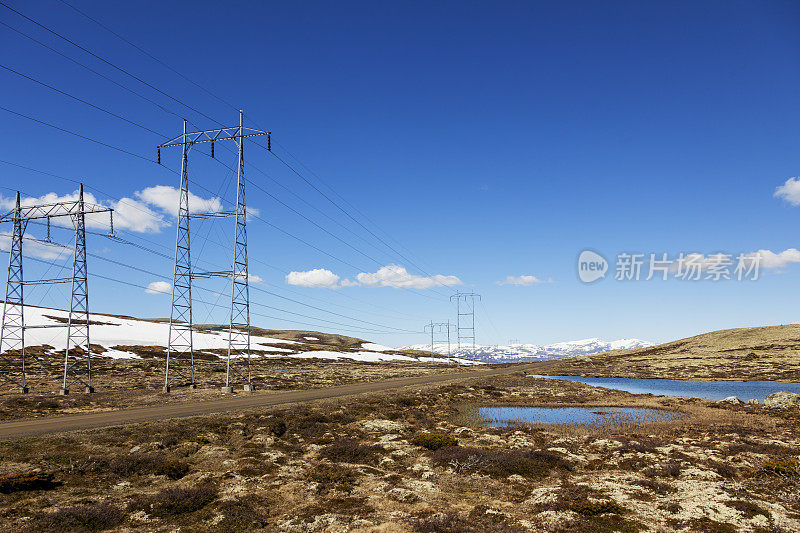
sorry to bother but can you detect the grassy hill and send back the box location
[528,324,800,381]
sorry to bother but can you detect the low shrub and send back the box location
[215,496,271,533]
[658,502,681,514]
[643,461,682,478]
[107,453,188,479]
[319,439,382,465]
[128,484,216,517]
[414,506,526,533]
[109,453,162,477]
[298,496,372,522]
[762,459,799,477]
[728,500,769,519]
[431,446,570,479]
[307,463,359,492]
[631,478,676,495]
[410,433,458,451]
[710,461,738,479]
[0,471,59,493]
[28,502,125,532]
[153,459,189,480]
[268,419,287,437]
[570,500,626,516]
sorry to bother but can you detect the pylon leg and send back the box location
[165,120,195,392]
[62,184,92,394]
[0,192,27,392]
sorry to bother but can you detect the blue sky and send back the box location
[2,0,800,347]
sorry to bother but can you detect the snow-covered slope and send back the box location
[13,305,481,365]
[403,338,653,363]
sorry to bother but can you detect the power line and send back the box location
[0,163,419,322]
[0,1,224,127]
[1,6,455,309]
[9,244,417,336]
[57,0,241,114]
[0,62,165,136]
[0,105,162,165]
[0,19,184,120]
[10,0,450,294]
[269,138,440,273]
[19,225,421,335]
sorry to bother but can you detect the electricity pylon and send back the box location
[158,111,269,393]
[450,292,481,349]
[424,320,451,357]
[0,185,113,394]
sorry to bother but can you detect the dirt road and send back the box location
[0,364,532,440]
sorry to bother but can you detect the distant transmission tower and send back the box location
[0,185,113,394]
[424,320,451,357]
[450,292,481,349]
[158,111,269,393]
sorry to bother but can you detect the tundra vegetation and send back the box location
[0,371,798,532]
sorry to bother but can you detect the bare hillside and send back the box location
[528,324,800,381]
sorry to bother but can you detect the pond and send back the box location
[528,375,800,402]
[478,406,682,428]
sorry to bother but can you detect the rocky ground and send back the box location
[1,373,799,532]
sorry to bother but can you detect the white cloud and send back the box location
[286,265,462,290]
[286,268,342,289]
[0,231,68,260]
[775,177,800,206]
[750,249,800,270]
[135,185,222,215]
[1,185,229,235]
[1,190,168,234]
[497,275,553,286]
[355,265,462,289]
[104,197,168,233]
[145,281,172,294]
[666,250,800,275]
[235,271,263,284]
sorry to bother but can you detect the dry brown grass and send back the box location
[0,370,797,532]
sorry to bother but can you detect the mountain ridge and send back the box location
[403,337,653,363]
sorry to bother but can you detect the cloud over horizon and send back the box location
[145,281,172,294]
[496,275,553,286]
[775,177,800,206]
[0,185,226,235]
[286,264,462,290]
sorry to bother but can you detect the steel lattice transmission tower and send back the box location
[0,185,113,394]
[158,111,269,393]
[424,320,451,358]
[450,292,481,349]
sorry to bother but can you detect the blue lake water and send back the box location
[478,406,679,427]
[528,375,800,402]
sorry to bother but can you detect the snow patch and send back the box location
[403,338,653,363]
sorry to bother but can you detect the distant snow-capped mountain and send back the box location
[403,338,653,363]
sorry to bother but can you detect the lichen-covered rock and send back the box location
[718,396,742,404]
[764,392,800,408]
[746,399,760,405]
